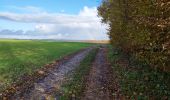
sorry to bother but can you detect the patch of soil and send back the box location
[82,46,115,100]
[0,47,93,100]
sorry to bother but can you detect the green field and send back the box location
[0,39,93,89]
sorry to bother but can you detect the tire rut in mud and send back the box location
[82,46,114,100]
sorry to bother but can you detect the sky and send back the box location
[0,0,108,40]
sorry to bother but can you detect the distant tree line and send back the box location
[98,0,170,71]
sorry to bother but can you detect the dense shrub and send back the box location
[98,0,170,71]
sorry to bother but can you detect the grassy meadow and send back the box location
[0,39,93,90]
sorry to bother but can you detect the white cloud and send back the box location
[0,6,108,40]
[5,5,45,13]
[79,6,97,17]
[0,14,99,24]
[35,24,57,33]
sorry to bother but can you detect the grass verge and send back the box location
[108,46,170,99]
[58,48,98,100]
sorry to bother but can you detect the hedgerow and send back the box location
[98,0,170,71]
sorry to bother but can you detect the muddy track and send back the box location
[6,47,93,100]
[82,46,114,100]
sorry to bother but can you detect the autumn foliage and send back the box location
[98,0,170,71]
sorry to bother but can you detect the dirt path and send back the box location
[82,46,113,100]
[10,48,93,100]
